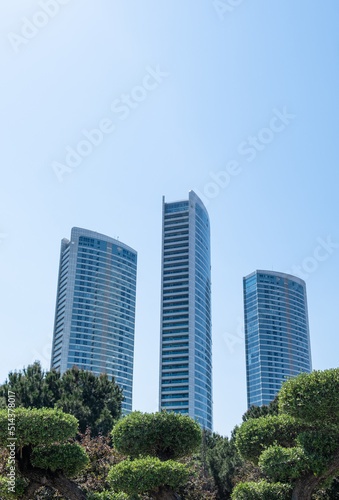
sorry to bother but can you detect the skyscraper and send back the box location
[243,270,312,408]
[50,227,137,413]
[159,191,213,431]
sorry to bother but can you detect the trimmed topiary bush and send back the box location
[111,410,202,461]
[0,407,78,447]
[31,443,89,477]
[231,480,292,500]
[279,368,339,427]
[108,456,189,496]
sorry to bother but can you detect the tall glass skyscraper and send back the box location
[159,191,213,431]
[243,270,312,408]
[50,227,137,413]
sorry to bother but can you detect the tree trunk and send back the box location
[292,447,339,500]
[292,474,324,500]
[151,486,181,500]
[18,469,87,500]
[16,445,87,500]
[39,473,87,500]
[21,481,41,498]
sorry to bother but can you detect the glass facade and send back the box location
[243,270,312,408]
[159,191,213,430]
[50,227,137,413]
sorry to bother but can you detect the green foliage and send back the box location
[279,368,339,427]
[0,476,26,499]
[242,395,279,422]
[0,362,123,436]
[177,455,217,500]
[232,460,266,489]
[259,445,309,481]
[231,480,292,500]
[108,456,190,495]
[0,407,78,446]
[109,413,202,496]
[111,410,202,461]
[205,431,242,499]
[55,366,123,435]
[297,430,339,475]
[0,363,60,410]
[313,477,339,499]
[87,491,129,499]
[235,414,311,464]
[1,429,126,500]
[72,429,126,496]
[31,443,89,477]
[235,369,339,499]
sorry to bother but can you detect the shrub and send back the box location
[111,410,202,461]
[231,480,292,500]
[108,456,189,495]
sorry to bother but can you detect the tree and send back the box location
[231,458,265,493]
[241,395,279,422]
[204,431,242,499]
[108,411,203,500]
[177,455,216,500]
[25,429,128,499]
[230,394,281,496]
[0,408,89,500]
[108,457,189,499]
[312,476,339,499]
[232,368,339,500]
[231,480,292,499]
[72,429,126,498]
[0,362,123,436]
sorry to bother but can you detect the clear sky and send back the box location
[1,0,338,437]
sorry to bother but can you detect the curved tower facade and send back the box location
[159,191,212,430]
[243,270,312,408]
[51,227,137,413]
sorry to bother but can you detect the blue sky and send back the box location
[1,0,338,436]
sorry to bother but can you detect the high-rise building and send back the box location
[243,270,312,408]
[50,227,137,413]
[158,191,213,430]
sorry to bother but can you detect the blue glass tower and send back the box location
[159,191,213,431]
[50,227,137,413]
[243,270,312,408]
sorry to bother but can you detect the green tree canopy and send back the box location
[232,480,292,500]
[18,428,128,500]
[235,414,314,465]
[108,456,190,496]
[0,407,78,447]
[0,408,89,500]
[111,410,202,461]
[205,431,242,499]
[279,368,339,427]
[233,368,339,500]
[109,411,203,500]
[241,395,279,422]
[0,362,123,435]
